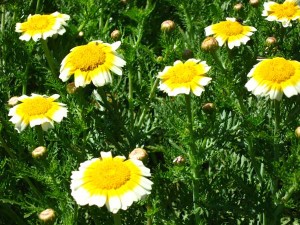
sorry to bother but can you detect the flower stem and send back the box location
[113,212,122,225]
[40,39,58,78]
[273,100,280,161]
[35,0,42,13]
[35,126,45,146]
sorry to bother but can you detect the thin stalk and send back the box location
[274,100,280,160]
[35,126,45,146]
[35,0,42,13]
[22,60,31,95]
[128,68,134,129]
[0,135,15,158]
[1,5,5,33]
[185,94,200,225]
[40,39,58,78]
[113,212,122,225]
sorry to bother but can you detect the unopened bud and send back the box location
[156,56,163,63]
[120,0,128,4]
[7,96,19,106]
[111,30,121,41]
[129,148,148,162]
[78,31,84,37]
[182,49,194,60]
[201,37,219,52]
[173,156,185,166]
[202,103,215,113]
[161,20,175,32]
[266,37,276,46]
[38,208,55,224]
[234,3,243,11]
[249,0,259,7]
[295,127,300,138]
[32,146,47,159]
[66,82,77,94]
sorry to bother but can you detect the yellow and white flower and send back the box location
[205,18,256,49]
[245,57,300,100]
[15,12,70,41]
[70,151,153,214]
[157,59,211,96]
[59,41,126,87]
[262,0,300,27]
[8,94,68,132]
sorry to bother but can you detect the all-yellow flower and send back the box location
[262,0,300,27]
[8,94,68,132]
[245,57,300,100]
[59,41,126,87]
[70,151,153,214]
[205,18,256,49]
[157,59,211,96]
[15,12,70,41]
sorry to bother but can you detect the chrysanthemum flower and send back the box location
[8,94,68,132]
[245,57,300,100]
[262,0,300,27]
[59,41,126,87]
[157,59,211,96]
[15,12,70,41]
[205,18,256,49]
[70,151,153,214]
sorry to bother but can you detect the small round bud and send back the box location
[129,148,148,162]
[201,37,219,52]
[295,127,300,138]
[111,29,121,41]
[78,31,84,37]
[249,0,259,7]
[202,103,215,113]
[234,3,243,11]
[66,82,77,94]
[156,56,163,63]
[32,146,47,159]
[266,37,277,46]
[38,208,55,224]
[120,0,128,4]
[173,156,185,166]
[7,96,19,106]
[161,20,175,32]
[182,49,194,60]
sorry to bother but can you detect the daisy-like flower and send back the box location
[157,59,211,96]
[15,12,70,41]
[245,57,300,100]
[59,41,126,88]
[205,18,256,49]
[8,94,68,132]
[262,0,300,27]
[70,151,153,214]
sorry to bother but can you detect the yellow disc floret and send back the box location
[213,21,244,36]
[17,96,53,116]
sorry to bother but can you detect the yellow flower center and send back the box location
[18,96,52,116]
[83,159,131,190]
[255,58,295,83]
[169,65,197,83]
[22,15,55,31]
[270,2,298,18]
[214,21,244,36]
[69,42,107,71]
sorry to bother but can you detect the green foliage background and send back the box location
[1,0,300,224]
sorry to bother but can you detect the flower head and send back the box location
[15,12,70,41]
[262,0,300,27]
[8,94,68,132]
[205,18,256,49]
[245,57,300,100]
[59,41,126,87]
[157,59,211,96]
[70,151,153,214]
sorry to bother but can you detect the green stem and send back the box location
[35,0,42,13]
[210,51,226,73]
[274,100,280,161]
[113,212,122,225]
[185,94,200,225]
[22,60,31,95]
[128,68,134,129]
[1,5,5,33]
[0,135,15,158]
[40,39,58,78]
[35,126,45,146]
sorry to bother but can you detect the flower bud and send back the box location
[156,56,163,63]
[249,0,259,7]
[38,208,55,224]
[173,156,185,166]
[295,127,300,138]
[182,49,194,60]
[201,37,219,52]
[66,82,77,94]
[202,103,215,113]
[161,20,175,32]
[32,146,47,159]
[265,37,277,46]
[234,3,243,11]
[78,31,84,37]
[129,148,148,162]
[111,29,121,41]
[7,96,19,106]
[120,0,128,4]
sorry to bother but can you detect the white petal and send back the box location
[71,187,90,206]
[204,26,214,36]
[111,41,121,51]
[100,151,112,159]
[107,195,121,214]
[19,33,31,41]
[283,86,298,97]
[88,195,106,207]
[198,77,212,86]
